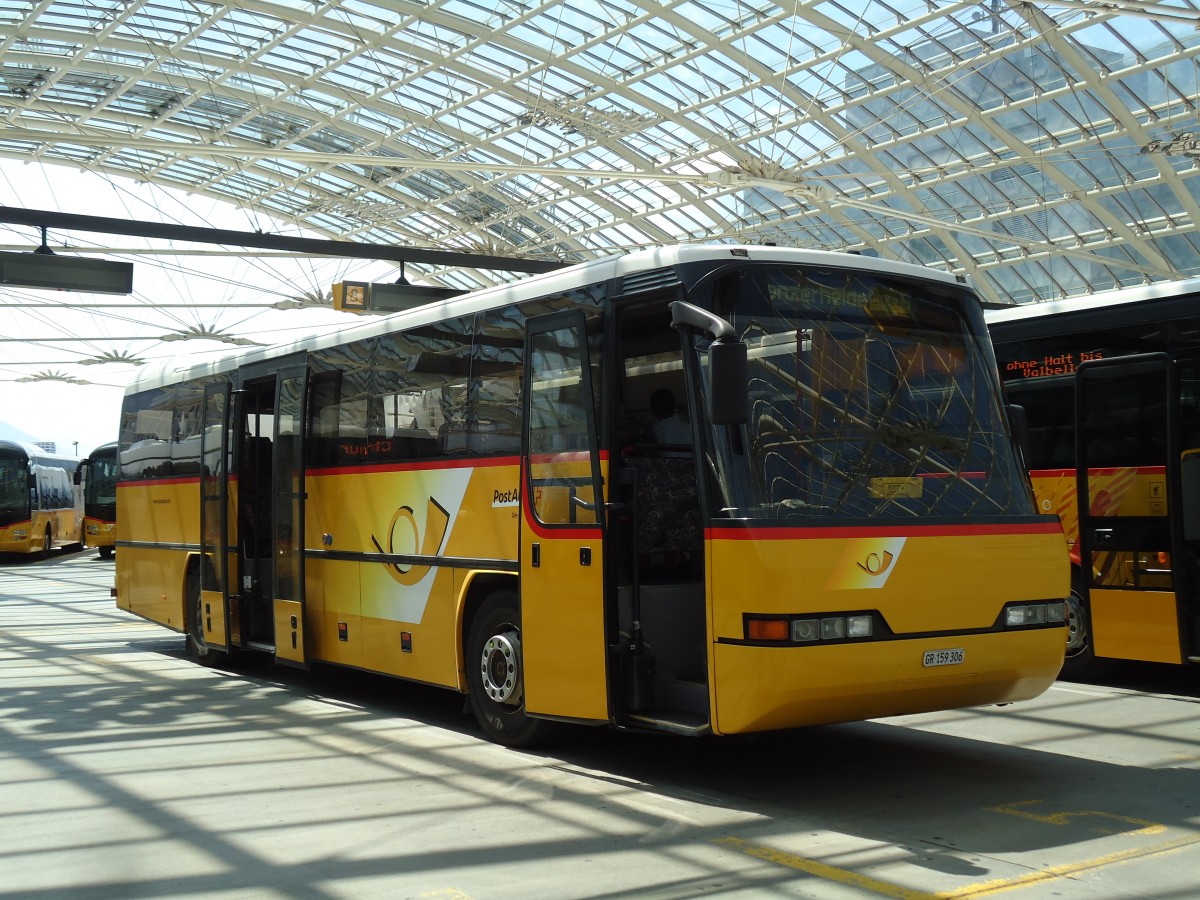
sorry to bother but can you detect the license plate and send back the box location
[923,648,965,667]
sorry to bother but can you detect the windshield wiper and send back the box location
[871,422,967,456]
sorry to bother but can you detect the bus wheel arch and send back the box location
[464,585,546,748]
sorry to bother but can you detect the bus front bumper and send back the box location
[711,625,1065,735]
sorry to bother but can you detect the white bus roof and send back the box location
[125,243,971,396]
[985,277,1200,328]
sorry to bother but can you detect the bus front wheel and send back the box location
[1061,576,1097,678]
[39,527,52,558]
[466,591,545,748]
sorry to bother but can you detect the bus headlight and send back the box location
[1005,601,1067,627]
[746,612,878,644]
[847,615,874,637]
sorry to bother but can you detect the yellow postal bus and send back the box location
[76,441,118,559]
[989,279,1200,673]
[0,440,82,557]
[115,245,1068,745]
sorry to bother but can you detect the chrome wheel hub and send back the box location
[480,630,521,704]
[1065,591,1086,656]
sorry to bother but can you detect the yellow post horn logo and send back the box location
[373,497,450,586]
[856,550,895,577]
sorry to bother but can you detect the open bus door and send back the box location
[1075,352,1188,664]
[272,364,308,667]
[519,311,610,723]
[198,382,233,654]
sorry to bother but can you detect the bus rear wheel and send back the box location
[466,590,545,748]
[185,567,224,667]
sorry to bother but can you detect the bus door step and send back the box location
[627,710,710,737]
[244,639,276,653]
[665,677,708,715]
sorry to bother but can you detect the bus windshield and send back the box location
[84,452,118,513]
[0,453,30,526]
[701,264,1034,521]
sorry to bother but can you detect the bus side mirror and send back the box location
[28,473,37,489]
[709,340,749,426]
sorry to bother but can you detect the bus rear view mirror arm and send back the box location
[669,301,748,426]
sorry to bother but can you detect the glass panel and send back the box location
[1079,361,1173,590]
[273,373,305,604]
[0,454,29,526]
[1003,378,1075,470]
[84,447,118,519]
[1080,367,1168,476]
[307,339,374,467]
[527,322,598,527]
[119,388,175,480]
[376,319,472,458]
[469,309,524,455]
[200,387,228,595]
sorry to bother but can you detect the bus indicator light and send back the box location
[747,618,788,641]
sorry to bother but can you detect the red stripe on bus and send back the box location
[117,476,199,488]
[307,456,519,477]
[1030,466,1166,477]
[705,521,1064,540]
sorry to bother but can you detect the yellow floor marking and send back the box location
[943,834,1200,898]
[716,837,935,900]
[988,800,1164,836]
[716,832,1200,899]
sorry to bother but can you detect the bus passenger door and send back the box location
[199,382,232,653]
[1076,353,1185,664]
[519,312,609,723]
[273,365,308,667]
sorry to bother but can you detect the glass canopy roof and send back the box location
[3,0,1200,448]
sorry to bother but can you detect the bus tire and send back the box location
[185,566,224,667]
[39,527,52,559]
[466,590,545,748]
[99,546,113,560]
[1060,574,1098,679]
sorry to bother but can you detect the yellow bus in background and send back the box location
[115,245,1068,746]
[989,279,1200,674]
[76,441,118,559]
[0,440,82,557]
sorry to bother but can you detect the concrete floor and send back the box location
[1,549,1198,899]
